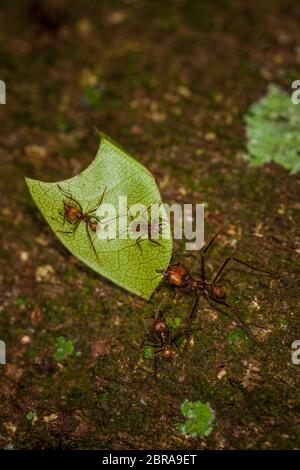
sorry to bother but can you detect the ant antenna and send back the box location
[154,293,171,320]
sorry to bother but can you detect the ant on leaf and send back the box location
[52,184,107,265]
[106,200,169,253]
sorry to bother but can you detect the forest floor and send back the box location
[0,0,300,450]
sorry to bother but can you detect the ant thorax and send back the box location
[64,205,82,222]
[192,278,205,290]
[134,218,160,239]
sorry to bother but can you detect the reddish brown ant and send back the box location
[134,216,169,253]
[52,184,107,265]
[136,203,171,254]
[158,234,279,344]
[142,298,186,382]
[106,201,169,253]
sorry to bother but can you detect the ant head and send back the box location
[154,319,169,335]
[161,346,175,361]
[212,285,226,300]
[165,263,188,287]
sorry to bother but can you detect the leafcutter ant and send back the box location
[106,200,169,253]
[52,184,107,265]
[142,297,186,382]
[158,233,280,345]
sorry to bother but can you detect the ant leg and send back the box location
[213,257,279,285]
[200,233,221,280]
[204,292,265,350]
[182,292,200,352]
[202,233,220,255]
[155,268,165,274]
[136,237,143,254]
[51,216,64,226]
[200,254,205,281]
[142,342,157,348]
[207,293,231,309]
[53,217,78,227]
[172,334,182,354]
[154,356,158,383]
[189,291,200,320]
[170,286,177,300]
[85,223,101,266]
[51,210,66,226]
[154,293,171,320]
[56,221,80,235]
[144,315,155,321]
[57,185,83,212]
[150,239,162,247]
[86,187,107,215]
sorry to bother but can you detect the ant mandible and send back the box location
[158,233,279,321]
[52,184,107,265]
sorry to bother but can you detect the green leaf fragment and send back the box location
[244,83,300,174]
[179,400,214,438]
[25,133,172,299]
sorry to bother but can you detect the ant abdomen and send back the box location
[161,346,175,361]
[211,285,226,300]
[88,220,98,232]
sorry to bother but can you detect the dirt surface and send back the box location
[1,0,300,450]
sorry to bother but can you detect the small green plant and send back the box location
[26,410,37,424]
[81,85,102,109]
[26,411,34,421]
[244,83,300,174]
[179,400,214,438]
[54,336,77,361]
[228,328,248,347]
[166,316,182,330]
[15,297,27,308]
[143,345,154,359]
[98,391,109,403]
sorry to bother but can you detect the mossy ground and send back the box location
[1,0,300,450]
